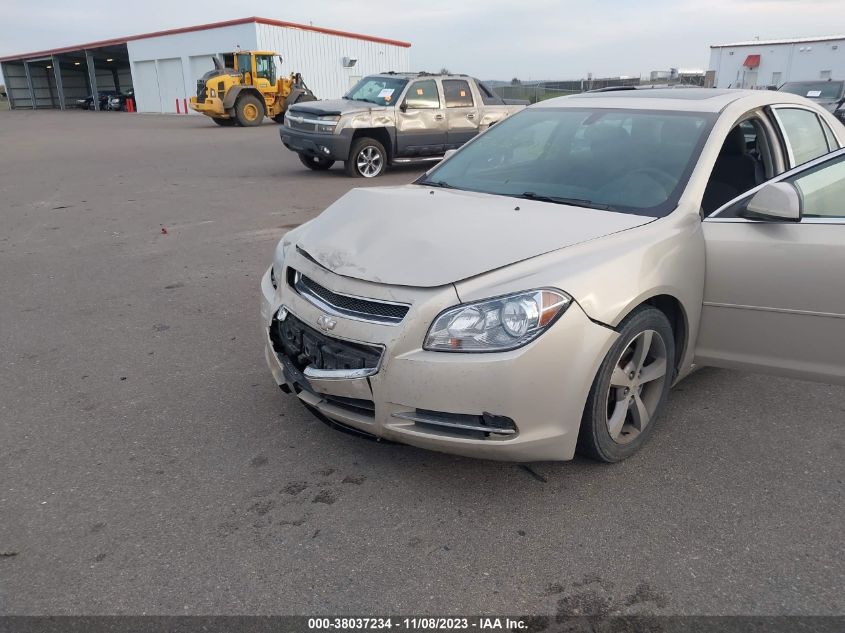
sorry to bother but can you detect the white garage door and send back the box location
[132,61,160,113]
[157,58,186,113]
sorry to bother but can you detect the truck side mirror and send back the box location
[400,101,408,113]
[742,182,802,222]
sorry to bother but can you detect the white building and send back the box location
[708,35,845,89]
[0,17,411,112]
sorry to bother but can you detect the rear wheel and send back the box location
[271,113,286,124]
[234,94,264,127]
[298,153,335,171]
[212,117,237,127]
[576,306,675,462]
[345,137,386,178]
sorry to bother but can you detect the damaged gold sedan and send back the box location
[262,88,845,462]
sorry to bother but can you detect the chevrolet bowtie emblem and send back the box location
[316,314,337,331]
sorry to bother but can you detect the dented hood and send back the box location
[295,186,653,287]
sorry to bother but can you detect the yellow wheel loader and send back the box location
[189,51,316,126]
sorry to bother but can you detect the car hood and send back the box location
[294,186,654,287]
[288,99,382,117]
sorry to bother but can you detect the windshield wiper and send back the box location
[516,192,610,210]
[417,179,458,189]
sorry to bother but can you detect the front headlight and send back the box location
[271,239,290,289]
[424,289,571,352]
[316,115,340,133]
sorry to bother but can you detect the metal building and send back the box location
[708,35,845,89]
[0,17,411,113]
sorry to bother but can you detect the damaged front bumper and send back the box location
[260,253,618,462]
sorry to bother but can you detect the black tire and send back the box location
[298,153,335,171]
[345,137,387,178]
[212,117,237,127]
[576,306,675,463]
[234,94,264,127]
[271,113,286,124]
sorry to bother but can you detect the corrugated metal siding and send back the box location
[2,62,31,108]
[255,23,410,99]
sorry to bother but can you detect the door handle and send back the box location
[434,114,444,120]
[466,113,476,120]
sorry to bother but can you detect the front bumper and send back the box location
[279,126,353,162]
[260,256,618,462]
[189,96,226,117]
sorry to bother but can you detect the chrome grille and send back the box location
[290,269,410,325]
[285,111,318,132]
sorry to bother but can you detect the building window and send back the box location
[820,70,832,80]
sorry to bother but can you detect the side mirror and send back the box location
[399,101,408,113]
[743,182,802,222]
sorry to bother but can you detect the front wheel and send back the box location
[234,94,264,127]
[212,117,237,127]
[576,306,675,463]
[345,137,386,178]
[299,154,335,171]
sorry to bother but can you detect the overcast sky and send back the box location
[1,0,841,79]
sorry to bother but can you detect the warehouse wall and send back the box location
[59,67,89,103]
[127,23,258,113]
[710,39,845,88]
[1,62,31,108]
[256,23,411,99]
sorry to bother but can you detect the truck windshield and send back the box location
[781,81,845,100]
[418,108,716,218]
[344,77,408,106]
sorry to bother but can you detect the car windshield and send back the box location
[781,81,844,100]
[418,108,715,217]
[344,76,408,106]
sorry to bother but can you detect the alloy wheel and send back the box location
[356,146,383,177]
[605,329,668,444]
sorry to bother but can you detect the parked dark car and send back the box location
[780,80,845,123]
[75,91,117,110]
[107,89,135,111]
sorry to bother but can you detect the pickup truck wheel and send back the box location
[212,117,237,127]
[299,154,335,171]
[346,138,386,178]
[235,94,264,127]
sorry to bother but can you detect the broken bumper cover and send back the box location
[260,263,618,462]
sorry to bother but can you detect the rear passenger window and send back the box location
[821,119,839,150]
[775,108,831,167]
[405,80,440,109]
[443,80,474,108]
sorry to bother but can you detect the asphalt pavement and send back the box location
[0,111,842,616]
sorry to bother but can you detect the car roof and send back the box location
[533,88,818,112]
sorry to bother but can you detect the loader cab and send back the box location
[233,51,279,90]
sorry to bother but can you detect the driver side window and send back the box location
[404,80,440,109]
[789,155,845,218]
[702,118,774,216]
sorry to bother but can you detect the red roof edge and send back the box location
[0,16,411,62]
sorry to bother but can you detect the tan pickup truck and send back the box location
[280,72,527,177]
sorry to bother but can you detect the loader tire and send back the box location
[212,117,236,127]
[234,94,264,127]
